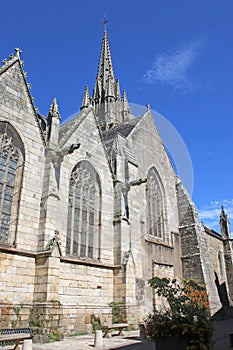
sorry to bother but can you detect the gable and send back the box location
[59,108,113,181]
[0,58,45,146]
[127,112,176,175]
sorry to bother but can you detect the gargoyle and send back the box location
[50,142,81,188]
[115,177,147,224]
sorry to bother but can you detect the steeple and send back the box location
[95,20,115,97]
[89,19,131,129]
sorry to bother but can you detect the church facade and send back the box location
[0,28,233,335]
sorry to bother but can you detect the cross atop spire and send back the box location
[103,16,109,31]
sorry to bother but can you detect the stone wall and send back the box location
[0,252,35,304]
[59,261,114,333]
[0,249,36,329]
[0,59,45,253]
[176,181,222,314]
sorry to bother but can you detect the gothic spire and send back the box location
[80,85,91,110]
[94,22,115,97]
[90,20,131,128]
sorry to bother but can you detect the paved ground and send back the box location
[32,319,233,350]
[32,330,150,350]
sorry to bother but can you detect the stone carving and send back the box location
[50,142,81,188]
[0,133,19,160]
[45,230,62,254]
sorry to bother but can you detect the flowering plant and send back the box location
[145,277,213,349]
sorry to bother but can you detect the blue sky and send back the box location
[0,0,232,233]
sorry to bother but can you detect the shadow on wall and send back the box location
[212,272,233,320]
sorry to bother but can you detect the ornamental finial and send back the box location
[14,48,22,58]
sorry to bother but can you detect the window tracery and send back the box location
[66,161,101,259]
[147,167,165,240]
[0,123,24,244]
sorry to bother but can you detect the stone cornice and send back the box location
[0,244,121,270]
[60,256,121,270]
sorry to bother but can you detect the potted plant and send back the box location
[145,277,213,349]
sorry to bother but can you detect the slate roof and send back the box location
[203,225,222,239]
[59,112,83,143]
[102,116,142,142]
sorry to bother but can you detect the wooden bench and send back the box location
[102,323,128,338]
[0,328,32,350]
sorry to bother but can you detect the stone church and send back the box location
[0,27,233,334]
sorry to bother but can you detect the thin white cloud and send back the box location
[143,43,200,92]
[198,199,233,235]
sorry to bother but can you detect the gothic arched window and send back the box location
[66,161,101,259]
[0,122,24,245]
[147,167,165,240]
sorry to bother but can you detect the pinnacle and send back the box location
[48,98,61,120]
[81,86,91,110]
[122,90,131,117]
